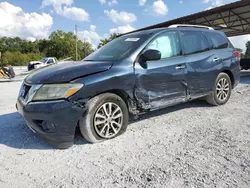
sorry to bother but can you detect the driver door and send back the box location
[134,31,188,110]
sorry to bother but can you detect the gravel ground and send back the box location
[0,72,250,188]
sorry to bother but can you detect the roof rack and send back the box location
[168,24,214,30]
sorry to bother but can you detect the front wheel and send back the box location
[206,73,232,106]
[79,93,129,143]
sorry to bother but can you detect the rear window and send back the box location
[206,32,228,49]
[180,31,209,55]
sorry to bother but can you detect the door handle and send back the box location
[175,65,186,70]
[213,57,220,62]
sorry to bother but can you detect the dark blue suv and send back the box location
[17,25,240,148]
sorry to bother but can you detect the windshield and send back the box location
[84,34,150,61]
[40,58,48,63]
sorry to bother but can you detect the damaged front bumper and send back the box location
[16,98,85,149]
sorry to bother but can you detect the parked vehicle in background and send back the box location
[240,58,250,70]
[17,25,240,149]
[27,57,58,71]
[0,65,15,79]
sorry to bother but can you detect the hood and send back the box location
[25,60,112,84]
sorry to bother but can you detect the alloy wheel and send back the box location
[216,78,229,101]
[94,102,123,138]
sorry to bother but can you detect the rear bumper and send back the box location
[16,98,85,149]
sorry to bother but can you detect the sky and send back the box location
[0,0,249,51]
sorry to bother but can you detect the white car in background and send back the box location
[27,57,72,71]
[27,57,58,71]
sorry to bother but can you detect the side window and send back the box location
[47,59,54,64]
[206,32,228,49]
[146,31,180,59]
[179,30,209,55]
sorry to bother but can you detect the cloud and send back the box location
[203,0,235,7]
[203,0,222,6]
[151,0,168,17]
[108,0,118,6]
[229,35,250,53]
[55,6,89,21]
[0,2,53,40]
[139,0,146,6]
[110,25,135,34]
[41,0,89,21]
[104,9,137,25]
[41,0,73,7]
[99,0,106,5]
[78,25,101,47]
[203,0,211,3]
[179,0,183,4]
[99,0,117,6]
[205,6,213,10]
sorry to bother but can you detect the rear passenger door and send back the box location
[205,31,235,70]
[179,30,218,99]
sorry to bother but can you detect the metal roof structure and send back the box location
[128,0,250,37]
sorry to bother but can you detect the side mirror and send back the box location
[141,49,161,61]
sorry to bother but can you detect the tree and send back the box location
[98,38,109,49]
[235,48,243,53]
[235,48,244,58]
[0,30,95,65]
[46,30,76,59]
[37,39,50,56]
[81,41,94,59]
[245,41,250,58]
[0,37,23,52]
[46,30,94,60]
[98,33,119,48]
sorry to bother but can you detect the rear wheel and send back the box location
[79,93,129,143]
[206,73,232,106]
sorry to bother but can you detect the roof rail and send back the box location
[168,24,214,30]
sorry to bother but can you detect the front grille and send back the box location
[20,84,31,100]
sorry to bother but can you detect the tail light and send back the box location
[234,51,241,58]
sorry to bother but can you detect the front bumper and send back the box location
[16,98,85,149]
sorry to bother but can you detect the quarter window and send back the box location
[47,59,54,64]
[180,31,209,55]
[146,31,180,59]
[206,32,228,49]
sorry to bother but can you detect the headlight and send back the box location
[32,83,83,101]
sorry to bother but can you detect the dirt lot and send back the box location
[0,72,250,188]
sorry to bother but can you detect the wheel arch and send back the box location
[92,89,137,116]
[221,70,235,88]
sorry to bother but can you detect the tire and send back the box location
[79,93,129,143]
[206,73,232,106]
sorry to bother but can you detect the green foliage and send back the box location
[245,41,250,58]
[81,41,94,59]
[98,33,119,49]
[235,48,244,58]
[42,30,93,60]
[0,30,94,66]
[235,48,243,53]
[0,37,39,53]
[1,52,42,66]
